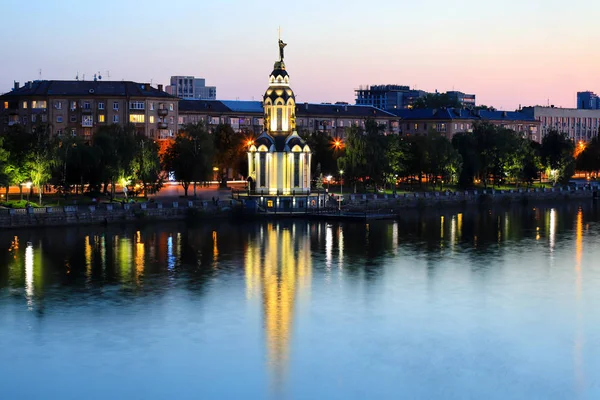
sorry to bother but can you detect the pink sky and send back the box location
[2,0,599,110]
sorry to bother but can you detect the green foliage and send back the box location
[540,130,575,184]
[452,123,540,189]
[162,123,214,197]
[213,123,244,178]
[131,135,164,197]
[412,93,462,109]
[576,137,600,174]
[301,131,340,176]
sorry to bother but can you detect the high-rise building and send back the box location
[355,85,476,111]
[166,76,216,100]
[577,91,600,110]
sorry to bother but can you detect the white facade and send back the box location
[166,76,216,100]
[525,106,600,141]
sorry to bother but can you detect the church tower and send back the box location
[248,38,312,198]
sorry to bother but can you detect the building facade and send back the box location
[166,76,216,100]
[521,106,600,141]
[355,85,476,111]
[577,91,600,110]
[394,108,541,142]
[179,100,399,137]
[0,80,179,140]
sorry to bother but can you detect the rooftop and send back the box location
[393,108,536,122]
[1,80,176,98]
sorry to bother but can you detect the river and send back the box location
[1,203,599,399]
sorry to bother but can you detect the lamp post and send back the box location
[339,170,344,211]
[326,175,332,192]
[24,181,32,204]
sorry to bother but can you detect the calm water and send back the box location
[1,204,600,399]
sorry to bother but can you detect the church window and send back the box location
[277,108,282,131]
[294,153,300,187]
[259,153,266,187]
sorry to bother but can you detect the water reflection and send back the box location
[0,203,599,398]
[244,223,312,389]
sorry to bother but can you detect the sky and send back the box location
[2,0,599,110]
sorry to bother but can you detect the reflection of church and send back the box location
[244,223,312,388]
[246,38,316,211]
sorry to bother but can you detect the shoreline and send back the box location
[0,188,595,230]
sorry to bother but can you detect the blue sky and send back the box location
[2,0,599,109]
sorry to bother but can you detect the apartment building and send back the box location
[394,108,541,142]
[355,85,476,111]
[0,80,179,140]
[178,100,399,137]
[521,106,600,141]
[166,76,216,100]
[576,91,600,110]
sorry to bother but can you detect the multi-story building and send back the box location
[576,91,600,110]
[446,91,476,107]
[394,108,541,142]
[0,80,179,141]
[355,85,476,111]
[179,100,399,137]
[521,106,600,141]
[166,76,216,100]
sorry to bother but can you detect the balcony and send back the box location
[158,122,168,129]
[157,108,168,117]
[8,120,20,126]
[81,108,93,114]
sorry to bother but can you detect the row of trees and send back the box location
[0,122,247,203]
[328,121,577,193]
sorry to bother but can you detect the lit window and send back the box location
[113,115,119,123]
[414,123,418,130]
[150,102,154,111]
[267,200,274,208]
[98,114,105,123]
[56,101,62,110]
[32,100,46,108]
[129,114,145,123]
[57,116,63,123]
[70,101,77,110]
[22,101,27,109]
[3,101,7,109]
[113,102,119,110]
[98,102,105,110]
[169,103,174,111]
[149,116,154,123]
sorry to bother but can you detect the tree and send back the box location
[163,124,214,197]
[213,123,244,180]
[540,130,575,185]
[132,135,164,197]
[26,124,53,205]
[1,125,33,200]
[576,137,600,176]
[337,124,367,193]
[412,93,462,109]
[0,136,10,194]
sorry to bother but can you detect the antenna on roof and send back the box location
[150,78,153,86]
[38,69,42,80]
[93,73,97,82]
[97,71,102,80]
[83,74,85,81]
[76,72,79,81]
[106,70,111,79]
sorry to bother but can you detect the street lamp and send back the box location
[339,170,344,211]
[24,181,32,204]
[326,175,332,192]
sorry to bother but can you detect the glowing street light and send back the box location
[326,175,332,191]
[339,170,344,211]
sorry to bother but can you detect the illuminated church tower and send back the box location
[247,38,312,196]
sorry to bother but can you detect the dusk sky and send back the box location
[2,0,599,110]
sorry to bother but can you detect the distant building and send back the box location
[393,108,540,142]
[355,85,475,111]
[521,106,600,141]
[446,91,476,107]
[166,76,216,100]
[179,100,399,137]
[0,80,179,141]
[577,91,600,110]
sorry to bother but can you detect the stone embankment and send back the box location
[0,200,230,229]
[338,186,595,211]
